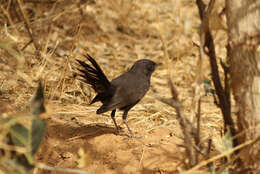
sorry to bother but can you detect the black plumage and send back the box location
[77,54,160,137]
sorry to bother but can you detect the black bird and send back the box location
[76,54,160,137]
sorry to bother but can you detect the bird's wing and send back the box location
[96,76,149,114]
[76,54,111,94]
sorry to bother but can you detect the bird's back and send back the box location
[97,70,150,114]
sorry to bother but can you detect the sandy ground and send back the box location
[34,93,220,174]
[38,119,182,174]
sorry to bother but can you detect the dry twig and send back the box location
[157,78,197,167]
[17,0,41,52]
[195,0,236,141]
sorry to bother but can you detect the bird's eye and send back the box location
[147,64,155,72]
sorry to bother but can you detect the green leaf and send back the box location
[10,123,29,147]
[214,131,233,162]
[30,82,46,116]
[9,118,46,169]
[31,119,46,155]
[215,131,233,153]
[9,123,34,171]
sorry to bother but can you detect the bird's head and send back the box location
[130,59,161,77]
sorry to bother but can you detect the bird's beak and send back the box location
[155,62,163,68]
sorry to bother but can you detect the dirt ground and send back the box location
[0,0,226,173]
[34,96,220,174]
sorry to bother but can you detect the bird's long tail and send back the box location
[76,54,111,103]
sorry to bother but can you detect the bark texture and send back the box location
[226,0,260,172]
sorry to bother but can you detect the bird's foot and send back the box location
[125,130,143,139]
[122,134,144,141]
[114,125,123,135]
[128,134,144,140]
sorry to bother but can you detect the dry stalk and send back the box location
[52,3,86,22]
[59,24,81,100]
[190,0,216,124]
[195,98,201,164]
[154,13,172,80]
[157,78,197,167]
[0,142,27,153]
[36,162,90,174]
[0,39,34,85]
[109,0,135,28]
[191,0,216,166]
[195,0,236,140]
[0,6,19,35]
[155,4,207,167]
[51,57,68,101]
[17,0,40,52]
[155,13,205,167]
[183,135,260,174]
[49,23,80,101]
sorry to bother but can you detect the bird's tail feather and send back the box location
[76,54,111,95]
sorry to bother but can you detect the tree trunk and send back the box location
[226,0,260,173]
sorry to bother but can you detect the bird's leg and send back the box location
[111,109,119,133]
[122,110,134,137]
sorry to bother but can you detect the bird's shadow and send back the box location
[45,118,127,141]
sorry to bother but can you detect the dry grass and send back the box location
[0,0,229,173]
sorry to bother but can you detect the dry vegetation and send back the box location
[0,0,236,173]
